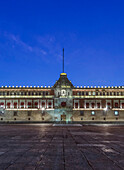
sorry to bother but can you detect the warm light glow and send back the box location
[104,108,107,111]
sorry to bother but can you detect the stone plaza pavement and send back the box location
[0,124,124,170]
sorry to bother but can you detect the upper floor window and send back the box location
[91,103,95,108]
[75,103,78,108]
[107,102,111,109]
[86,103,89,108]
[122,103,124,108]
[115,102,119,108]
[97,103,100,108]
[93,92,95,95]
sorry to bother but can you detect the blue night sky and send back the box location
[0,0,124,87]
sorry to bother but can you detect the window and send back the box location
[34,102,38,108]
[7,102,11,108]
[107,102,111,109]
[122,103,124,108]
[117,92,119,96]
[96,92,98,96]
[42,102,45,108]
[68,92,70,96]
[14,102,17,108]
[13,111,17,116]
[93,92,95,95]
[80,111,84,116]
[28,102,32,108]
[27,111,31,116]
[75,102,78,108]
[114,92,116,96]
[91,111,95,115]
[97,103,100,108]
[103,92,105,96]
[81,118,83,120]
[89,92,91,95]
[107,92,109,96]
[91,103,95,108]
[115,102,119,108]
[110,92,112,96]
[0,102,4,108]
[86,103,89,108]
[82,92,84,95]
[20,102,24,108]
[86,92,88,95]
[114,111,119,116]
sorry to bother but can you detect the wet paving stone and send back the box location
[0,124,124,170]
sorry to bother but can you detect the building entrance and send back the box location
[61,115,66,121]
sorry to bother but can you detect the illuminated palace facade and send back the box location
[0,73,124,122]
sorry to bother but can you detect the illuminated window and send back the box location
[114,111,119,116]
[91,111,95,115]
[122,103,124,108]
[89,92,91,95]
[93,92,95,95]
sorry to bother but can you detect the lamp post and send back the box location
[104,107,107,119]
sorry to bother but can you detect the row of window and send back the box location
[0,91,50,96]
[76,91,124,96]
[74,102,124,108]
[80,110,119,116]
[0,101,53,109]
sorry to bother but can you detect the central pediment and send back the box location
[53,73,74,88]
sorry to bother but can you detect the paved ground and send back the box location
[0,124,124,170]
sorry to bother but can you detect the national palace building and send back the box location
[0,72,124,123]
[0,49,124,123]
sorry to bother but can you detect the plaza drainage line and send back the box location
[67,127,94,170]
[34,128,58,170]
[80,133,123,170]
